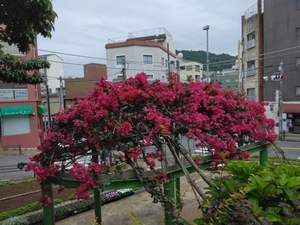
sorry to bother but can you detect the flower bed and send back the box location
[1,188,135,225]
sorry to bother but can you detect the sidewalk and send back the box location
[56,173,206,225]
[283,132,300,142]
[0,148,37,156]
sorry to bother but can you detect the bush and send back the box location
[194,161,300,225]
[0,199,62,221]
[1,216,29,225]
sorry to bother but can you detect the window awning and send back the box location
[0,105,33,117]
[37,105,47,114]
[283,104,300,113]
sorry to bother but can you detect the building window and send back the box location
[247,32,255,41]
[1,42,25,56]
[143,55,153,64]
[147,74,154,79]
[116,55,125,66]
[246,60,256,76]
[186,65,193,71]
[165,59,168,67]
[161,57,164,66]
[246,32,256,49]
[247,88,255,101]
[2,115,31,136]
[180,66,185,70]
[195,65,201,72]
[296,87,300,97]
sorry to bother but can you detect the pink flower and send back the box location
[210,161,217,167]
[194,157,201,165]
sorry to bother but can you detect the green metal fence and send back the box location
[41,141,270,225]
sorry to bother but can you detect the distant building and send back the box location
[0,44,46,150]
[178,60,203,82]
[105,27,176,82]
[240,2,261,101]
[64,63,107,108]
[210,69,239,93]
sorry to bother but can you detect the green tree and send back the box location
[0,0,57,84]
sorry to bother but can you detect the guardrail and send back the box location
[0,162,27,174]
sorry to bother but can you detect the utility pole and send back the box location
[41,56,52,129]
[257,0,263,103]
[122,59,126,81]
[167,43,170,77]
[58,76,64,111]
[278,60,284,140]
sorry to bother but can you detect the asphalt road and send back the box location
[1,141,300,181]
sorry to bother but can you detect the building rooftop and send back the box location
[108,27,172,44]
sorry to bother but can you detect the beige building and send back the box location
[178,60,203,82]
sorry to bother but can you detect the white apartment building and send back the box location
[39,54,65,118]
[105,28,176,82]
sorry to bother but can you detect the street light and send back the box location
[177,53,183,82]
[278,60,284,140]
[203,25,209,82]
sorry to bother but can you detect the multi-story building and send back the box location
[64,63,107,108]
[0,44,46,150]
[263,0,300,133]
[240,1,263,102]
[241,0,300,134]
[178,60,203,82]
[105,28,176,82]
[210,69,239,93]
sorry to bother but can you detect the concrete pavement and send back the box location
[55,174,206,225]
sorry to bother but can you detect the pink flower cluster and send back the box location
[38,195,52,206]
[68,163,103,199]
[150,172,168,184]
[26,72,276,201]
[145,152,164,170]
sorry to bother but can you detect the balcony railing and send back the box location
[246,39,256,49]
[246,68,256,76]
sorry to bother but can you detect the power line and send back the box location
[36,44,300,74]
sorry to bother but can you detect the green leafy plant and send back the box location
[0,199,62,221]
[195,161,300,225]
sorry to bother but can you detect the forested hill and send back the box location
[175,50,237,72]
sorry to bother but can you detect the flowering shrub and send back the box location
[26,72,275,222]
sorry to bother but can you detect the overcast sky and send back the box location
[37,0,258,77]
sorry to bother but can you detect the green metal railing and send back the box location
[42,141,270,225]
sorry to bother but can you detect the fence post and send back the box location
[164,180,175,225]
[259,146,268,166]
[18,145,22,155]
[41,180,55,225]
